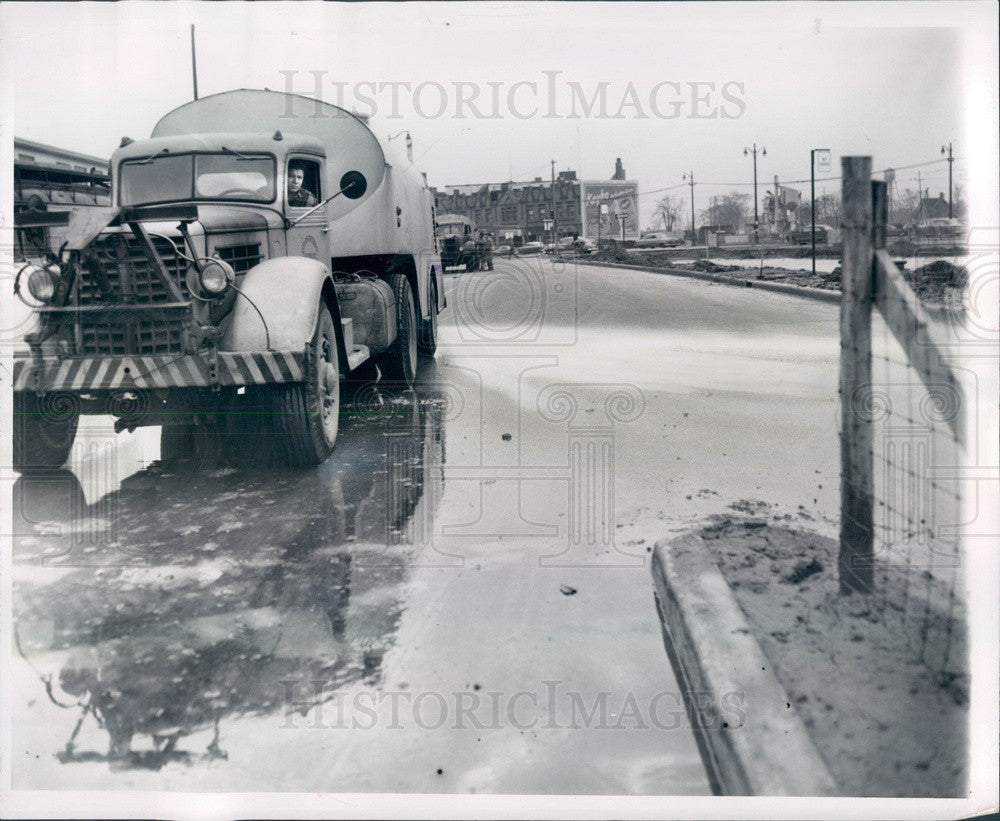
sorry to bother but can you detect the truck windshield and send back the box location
[119,153,276,205]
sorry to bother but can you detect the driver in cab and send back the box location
[287,163,318,207]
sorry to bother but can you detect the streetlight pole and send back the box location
[811,149,816,277]
[810,148,830,278]
[683,171,695,245]
[744,143,766,245]
[940,142,954,219]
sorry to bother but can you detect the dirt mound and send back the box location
[689,259,741,273]
[904,260,967,305]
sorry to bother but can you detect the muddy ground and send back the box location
[691,507,968,797]
[594,247,968,307]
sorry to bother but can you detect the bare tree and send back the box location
[952,182,968,220]
[796,192,842,227]
[650,194,683,231]
[700,192,750,232]
[891,187,922,224]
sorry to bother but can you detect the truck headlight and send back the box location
[199,260,232,294]
[186,258,235,299]
[20,263,60,305]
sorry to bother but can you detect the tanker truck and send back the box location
[12,89,444,470]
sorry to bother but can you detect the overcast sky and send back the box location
[1,1,995,226]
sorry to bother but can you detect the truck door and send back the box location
[284,157,329,263]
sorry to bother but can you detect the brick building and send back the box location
[433,158,631,245]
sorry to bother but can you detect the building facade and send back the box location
[433,158,633,245]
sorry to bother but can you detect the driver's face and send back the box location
[288,168,305,192]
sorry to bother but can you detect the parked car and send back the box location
[788,224,832,244]
[548,236,595,256]
[634,232,682,248]
[516,241,545,255]
[913,218,964,240]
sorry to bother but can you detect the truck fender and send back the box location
[220,257,343,359]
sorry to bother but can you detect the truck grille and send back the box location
[74,234,189,356]
[76,317,185,356]
[215,243,261,274]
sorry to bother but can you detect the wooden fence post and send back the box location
[839,157,875,595]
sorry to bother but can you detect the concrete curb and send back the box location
[651,533,839,796]
[575,259,842,304]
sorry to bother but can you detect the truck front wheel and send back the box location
[379,273,418,386]
[13,391,80,473]
[270,307,341,466]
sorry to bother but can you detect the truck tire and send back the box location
[159,424,193,464]
[270,306,340,466]
[418,276,439,358]
[12,391,79,473]
[160,422,225,470]
[379,273,417,386]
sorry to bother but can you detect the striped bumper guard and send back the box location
[13,349,307,392]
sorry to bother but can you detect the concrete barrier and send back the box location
[576,259,841,304]
[651,533,838,796]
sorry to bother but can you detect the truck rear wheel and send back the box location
[270,306,340,466]
[418,276,439,358]
[13,391,80,473]
[379,273,417,386]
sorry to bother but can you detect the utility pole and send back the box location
[744,143,766,245]
[941,142,954,218]
[550,159,557,247]
[916,170,923,221]
[190,24,199,100]
[683,171,696,245]
[774,174,781,235]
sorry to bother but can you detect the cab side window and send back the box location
[287,159,321,208]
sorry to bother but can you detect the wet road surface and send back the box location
[10,256,845,792]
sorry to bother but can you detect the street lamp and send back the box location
[683,171,696,245]
[388,130,413,160]
[940,142,954,219]
[743,143,766,244]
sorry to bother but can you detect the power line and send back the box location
[671,158,958,189]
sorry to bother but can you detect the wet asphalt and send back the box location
[10,256,844,793]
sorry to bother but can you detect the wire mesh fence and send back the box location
[840,158,968,700]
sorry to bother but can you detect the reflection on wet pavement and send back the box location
[13,380,446,771]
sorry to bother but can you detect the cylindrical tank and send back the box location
[152,89,387,222]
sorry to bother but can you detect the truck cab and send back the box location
[13,89,444,472]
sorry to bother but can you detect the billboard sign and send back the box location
[581,180,639,240]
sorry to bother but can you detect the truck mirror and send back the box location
[340,171,367,200]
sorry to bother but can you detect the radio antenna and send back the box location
[190,24,199,100]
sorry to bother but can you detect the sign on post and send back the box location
[815,149,832,174]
